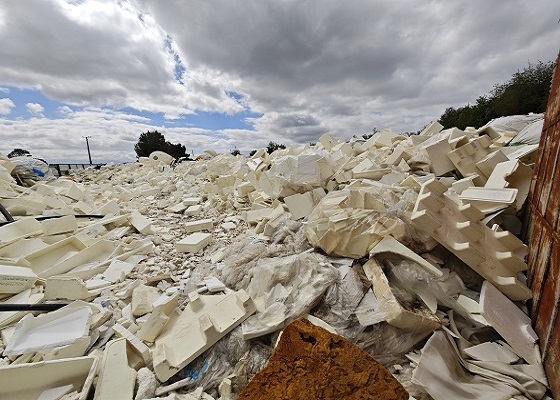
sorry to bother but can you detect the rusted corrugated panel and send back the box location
[527,50,560,399]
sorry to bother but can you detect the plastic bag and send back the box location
[10,156,53,183]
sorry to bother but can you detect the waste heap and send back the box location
[0,114,552,400]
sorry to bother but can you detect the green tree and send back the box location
[134,130,189,159]
[7,148,31,158]
[249,150,257,157]
[231,149,241,156]
[266,141,286,154]
[439,61,554,129]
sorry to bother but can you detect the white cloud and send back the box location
[57,105,73,116]
[0,108,277,163]
[0,98,14,115]
[0,0,242,118]
[26,102,45,116]
[0,87,9,93]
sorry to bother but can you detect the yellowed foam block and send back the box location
[184,218,213,234]
[184,204,203,216]
[284,192,314,220]
[0,218,42,248]
[40,215,78,236]
[175,232,212,253]
[93,338,136,400]
[166,202,188,213]
[130,210,154,234]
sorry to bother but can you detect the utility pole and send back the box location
[83,136,92,164]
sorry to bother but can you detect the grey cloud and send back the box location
[144,0,559,142]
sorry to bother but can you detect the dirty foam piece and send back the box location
[369,235,443,277]
[0,356,98,400]
[0,265,38,293]
[238,318,408,400]
[480,281,541,364]
[153,290,256,382]
[4,305,92,356]
[362,259,441,332]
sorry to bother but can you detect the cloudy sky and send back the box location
[0,0,558,163]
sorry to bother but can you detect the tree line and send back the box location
[438,61,554,129]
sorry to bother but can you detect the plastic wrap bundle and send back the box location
[304,186,417,258]
[241,251,339,339]
[171,326,272,395]
[10,156,53,183]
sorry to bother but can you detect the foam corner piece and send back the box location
[137,292,179,344]
[485,160,533,211]
[130,210,154,235]
[94,338,136,400]
[411,178,532,301]
[0,356,98,400]
[480,281,541,365]
[369,235,443,278]
[362,258,441,332]
[44,276,95,300]
[419,121,444,137]
[153,289,256,382]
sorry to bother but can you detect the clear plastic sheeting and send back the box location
[356,322,432,367]
[168,326,273,396]
[511,118,544,145]
[312,265,371,340]
[241,251,339,339]
[480,114,544,136]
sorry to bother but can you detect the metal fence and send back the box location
[49,163,104,177]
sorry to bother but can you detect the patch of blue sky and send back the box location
[1,86,262,131]
[0,86,80,119]
[119,106,261,131]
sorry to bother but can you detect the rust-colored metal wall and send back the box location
[526,51,560,399]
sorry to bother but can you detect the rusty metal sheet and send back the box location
[545,306,560,397]
[534,239,560,355]
[527,51,560,400]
